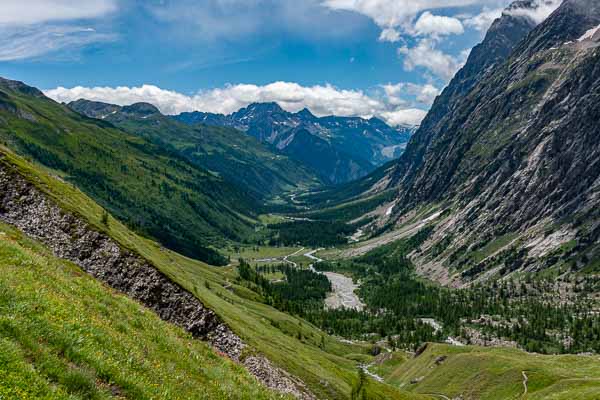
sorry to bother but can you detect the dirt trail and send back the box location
[282,248,305,267]
[424,394,450,400]
[522,371,528,397]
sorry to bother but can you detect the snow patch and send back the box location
[385,204,395,216]
[578,24,600,42]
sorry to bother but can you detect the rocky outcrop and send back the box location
[0,157,315,400]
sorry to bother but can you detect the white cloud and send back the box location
[463,8,503,31]
[0,0,117,25]
[414,12,464,36]
[321,0,506,84]
[0,26,115,61]
[504,0,562,25]
[322,0,482,31]
[146,0,365,42]
[398,39,468,81]
[0,0,118,61]
[380,108,428,127]
[382,82,441,106]
[45,81,430,126]
[378,28,401,42]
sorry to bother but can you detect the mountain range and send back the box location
[174,102,415,184]
[1,0,600,399]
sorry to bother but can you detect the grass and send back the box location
[223,245,305,263]
[0,148,423,399]
[0,222,284,400]
[378,343,600,400]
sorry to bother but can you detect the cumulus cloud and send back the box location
[504,0,562,24]
[382,82,441,106]
[380,108,428,127]
[398,39,468,81]
[322,0,481,30]
[45,81,430,126]
[414,12,464,37]
[321,0,500,83]
[378,28,401,42]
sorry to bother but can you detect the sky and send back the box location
[0,0,561,126]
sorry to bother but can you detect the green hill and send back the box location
[373,343,600,400]
[0,147,422,399]
[0,78,259,265]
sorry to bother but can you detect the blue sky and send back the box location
[0,0,560,125]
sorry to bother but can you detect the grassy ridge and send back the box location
[0,221,282,400]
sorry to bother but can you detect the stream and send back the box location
[304,250,365,311]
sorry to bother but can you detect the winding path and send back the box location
[282,247,305,268]
[522,371,528,397]
[424,394,450,400]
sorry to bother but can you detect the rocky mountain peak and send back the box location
[296,108,316,120]
[243,102,284,114]
[68,99,121,119]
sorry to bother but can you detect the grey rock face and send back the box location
[0,159,314,400]
[356,0,600,283]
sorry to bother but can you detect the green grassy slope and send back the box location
[0,221,283,400]
[378,343,600,400]
[0,149,422,400]
[0,78,257,265]
[68,99,321,200]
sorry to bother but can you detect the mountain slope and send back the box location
[0,221,282,400]
[0,147,422,400]
[0,77,257,265]
[175,103,414,184]
[307,0,600,284]
[68,99,321,200]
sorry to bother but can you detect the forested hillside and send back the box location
[0,78,257,264]
[68,99,321,200]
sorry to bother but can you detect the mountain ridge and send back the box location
[0,78,260,265]
[174,102,415,184]
[302,0,600,286]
